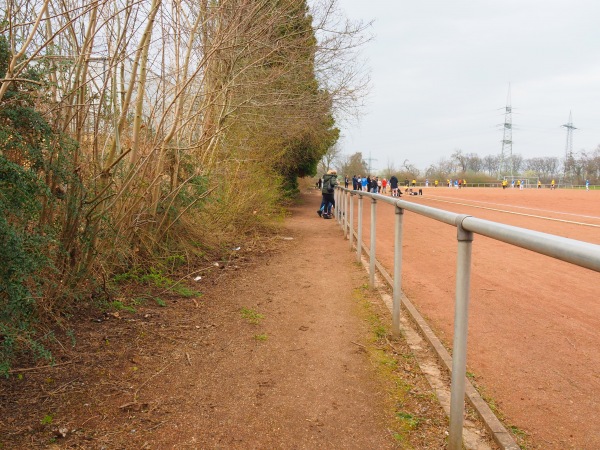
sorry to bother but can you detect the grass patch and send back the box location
[351,284,447,448]
[254,333,268,342]
[40,414,53,425]
[508,424,531,449]
[172,285,201,298]
[109,301,136,313]
[396,411,421,429]
[111,267,202,298]
[153,297,167,307]
[509,425,527,438]
[241,307,264,325]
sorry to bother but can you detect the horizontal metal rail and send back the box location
[345,189,600,272]
[334,187,600,450]
[372,182,598,189]
[462,217,600,271]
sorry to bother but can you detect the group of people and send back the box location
[348,175,407,197]
[444,179,467,188]
[317,172,403,219]
[317,172,396,219]
[318,174,592,214]
[350,175,386,193]
[500,179,564,190]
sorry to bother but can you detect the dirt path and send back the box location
[0,192,451,449]
[143,195,396,448]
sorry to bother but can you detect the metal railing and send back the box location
[332,187,600,450]
[367,182,598,189]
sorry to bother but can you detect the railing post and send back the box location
[449,215,474,450]
[334,188,339,222]
[339,188,344,229]
[349,193,354,250]
[392,204,404,336]
[357,194,363,263]
[339,188,343,224]
[345,191,350,239]
[338,188,343,224]
[342,191,346,236]
[369,197,377,288]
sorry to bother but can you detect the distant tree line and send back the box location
[327,147,600,184]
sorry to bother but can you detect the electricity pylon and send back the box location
[499,84,513,178]
[366,150,377,175]
[561,111,577,182]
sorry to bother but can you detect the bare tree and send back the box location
[319,143,343,173]
[483,154,499,176]
[465,153,482,173]
[401,159,420,178]
[451,149,468,173]
[339,151,368,177]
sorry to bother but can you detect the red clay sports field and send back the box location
[352,186,600,449]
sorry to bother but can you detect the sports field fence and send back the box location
[404,182,596,189]
[333,186,600,450]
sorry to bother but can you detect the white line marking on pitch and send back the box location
[426,194,600,221]
[421,196,600,228]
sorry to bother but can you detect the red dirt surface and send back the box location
[0,193,451,449]
[353,187,600,449]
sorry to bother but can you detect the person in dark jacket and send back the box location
[390,175,399,197]
[370,176,378,193]
[317,170,339,218]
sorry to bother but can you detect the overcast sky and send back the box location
[336,0,600,172]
